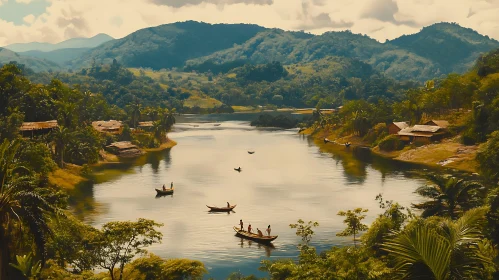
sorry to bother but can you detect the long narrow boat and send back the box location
[233,226,278,244]
[155,188,174,196]
[206,205,237,212]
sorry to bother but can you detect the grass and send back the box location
[48,167,86,191]
[183,90,222,108]
[144,139,177,152]
[232,105,260,112]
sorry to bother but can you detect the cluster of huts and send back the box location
[388,120,449,144]
[19,120,149,158]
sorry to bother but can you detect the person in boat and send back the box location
[257,228,263,237]
[248,224,252,233]
[170,182,173,189]
[240,219,244,231]
[227,202,230,208]
[162,184,166,191]
[266,225,271,236]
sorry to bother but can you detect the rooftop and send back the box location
[391,121,409,130]
[92,120,123,133]
[425,120,449,128]
[106,141,138,150]
[20,120,58,131]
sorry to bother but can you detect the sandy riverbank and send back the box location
[301,127,478,173]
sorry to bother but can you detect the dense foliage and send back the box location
[250,114,299,129]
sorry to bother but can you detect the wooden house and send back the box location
[105,141,143,157]
[138,121,154,132]
[397,125,446,144]
[20,120,58,137]
[92,120,123,135]
[388,121,409,135]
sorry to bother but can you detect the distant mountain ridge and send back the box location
[3,33,114,52]
[0,48,60,72]
[66,21,499,81]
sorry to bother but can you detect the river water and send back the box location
[83,114,426,279]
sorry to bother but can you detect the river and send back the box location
[82,113,426,279]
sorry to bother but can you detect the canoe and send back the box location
[155,188,174,195]
[233,226,278,244]
[206,204,237,212]
[214,124,221,126]
[248,151,255,154]
[234,168,242,172]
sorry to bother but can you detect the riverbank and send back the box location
[301,127,478,173]
[48,138,178,190]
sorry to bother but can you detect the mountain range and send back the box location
[1,21,499,82]
[3,33,114,53]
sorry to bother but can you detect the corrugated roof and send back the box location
[391,122,409,130]
[425,120,449,128]
[20,120,58,131]
[411,125,441,133]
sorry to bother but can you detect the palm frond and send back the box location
[383,224,451,280]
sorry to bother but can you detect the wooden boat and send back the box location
[234,167,242,172]
[206,204,236,212]
[324,138,331,143]
[155,188,174,195]
[233,226,278,244]
[248,151,255,154]
[214,124,221,126]
[345,142,351,147]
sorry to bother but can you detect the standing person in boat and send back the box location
[239,219,244,231]
[257,228,263,237]
[248,224,252,233]
[266,225,271,236]
[227,202,230,208]
[170,182,173,189]
[162,184,166,191]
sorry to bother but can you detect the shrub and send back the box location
[378,135,404,152]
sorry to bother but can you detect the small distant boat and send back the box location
[233,226,278,244]
[248,151,255,154]
[234,167,242,172]
[324,138,331,143]
[214,124,221,126]
[206,204,237,212]
[155,188,174,196]
[345,142,351,147]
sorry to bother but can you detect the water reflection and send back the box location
[82,117,429,279]
[238,238,276,258]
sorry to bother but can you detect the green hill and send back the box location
[70,21,265,70]
[387,22,499,73]
[65,21,499,82]
[0,48,61,72]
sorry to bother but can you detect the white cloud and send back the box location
[23,14,35,24]
[16,0,33,3]
[0,0,499,46]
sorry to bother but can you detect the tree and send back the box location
[0,139,60,279]
[126,99,142,128]
[97,218,163,280]
[289,219,319,247]
[477,131,499,183]
[50,126,70,168]
[382,208,495,280]
[336,208,369,246]
[162,259,207,280]
[412,175,485,219]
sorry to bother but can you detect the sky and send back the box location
[1,0,499,46]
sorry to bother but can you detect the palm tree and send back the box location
[0,139,60,279]
[152,121,163,143]
[160,108,176,133]
[412,174,485,219]
[50,126,70,168]
[126,100,142,128]
[382,208,492,280]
